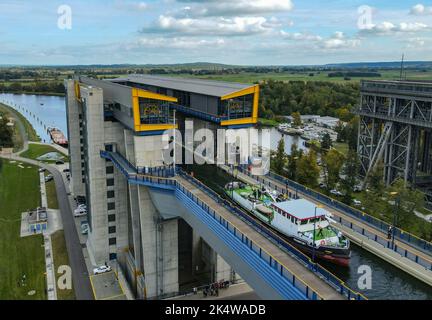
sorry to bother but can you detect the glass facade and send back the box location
[139,98,171,124]
[219,93,253,119]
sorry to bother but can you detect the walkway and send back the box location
[226,166,432,285]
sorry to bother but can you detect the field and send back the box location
[51,231,75,300]
[0,160,46,299]
[162,69,432,84]
[21,144,68,162]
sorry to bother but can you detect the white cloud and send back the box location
[141,15,279,36]
[114,0,147,11]
[360,21,430,35]
[410,4,432,15]
[132,37,226,49]
[281,31,359,50]
[177,0,293,17]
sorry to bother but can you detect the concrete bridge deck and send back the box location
[224,166,432,286]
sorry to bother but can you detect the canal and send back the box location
[2,93,431,299]
[185,164,432,300]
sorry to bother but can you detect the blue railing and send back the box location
[170,103,228,124]
[100,151,365,300]
[237,166,432,270]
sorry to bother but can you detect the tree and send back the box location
[322,149,345,191]
[367,160,385,195]
[291,111,302,127]
[335,121,346,142]
[0,116,14,148]
[388,179,425,228]
[340,150,360,204]
[346,116,359,150]
[297,149,320,188]
[271,138,287,175]
[287,143,303,181]
[320,132,332,150]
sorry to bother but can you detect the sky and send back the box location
[0,0,432,65]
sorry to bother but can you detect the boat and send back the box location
[224,181,351,266]
[47,127,68,148]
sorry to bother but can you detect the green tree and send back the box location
[320,132,332,150]
[322,149,345,191]
[291,111,302,127]
[367,160,385,195]
[287,143,302,181]
[271,138,287,175]
[346,116,359,150]
[297,149,320,188]
[340,150,360,204]
[0,116,14,148]
[388,179,425,228]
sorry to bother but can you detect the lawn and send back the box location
[45,179,59,209]
[0,160,46,299]
[51,231,75,300]
[0,103,40,142]
[21,144,68,162]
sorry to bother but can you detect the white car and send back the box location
[74,207,87,217]
[330,189,343,196]
[353,199,362,206]
[77,204,87,209]
[93,265,112,275]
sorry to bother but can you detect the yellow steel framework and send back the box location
[131,88,178,132]
[220,84,259,126]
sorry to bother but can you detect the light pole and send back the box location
[389,191,399,250]
[312,205,323,265]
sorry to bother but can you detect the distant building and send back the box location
[315,116,339,129]
[284,115,320,123]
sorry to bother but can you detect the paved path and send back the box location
[177,176,344,300]
[0,154,94,300]
[225,167,432,272]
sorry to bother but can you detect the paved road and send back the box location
[0,103,94,300]
[0,154,94,300]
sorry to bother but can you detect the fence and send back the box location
[237,166,432,270]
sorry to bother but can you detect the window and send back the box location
[107,190,115,199]
[108,214,116,222]
[108,202,115,210]
[107,178,114,186]
[108,226,116,234]
[105,144,113,152]
[106,166,114,174]
[109,238,117,245]
[109,253,117,260]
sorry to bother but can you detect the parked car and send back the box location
[93,265,112,275]
[77,204,87,210]
[74,207,87,217]
[44,175,53,182]
[353,199,362,206]
[56,160,65,165]
[38,168,46,173]
[330,189,343,196]
[319,183,326,189]
[81,221,89,235]
[63,168,70,173]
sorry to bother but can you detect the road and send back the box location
[0,104,94,300]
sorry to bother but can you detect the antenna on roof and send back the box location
[399,54,405,80]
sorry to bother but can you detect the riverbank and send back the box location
[0,91,65,97]
[0,103,40,142]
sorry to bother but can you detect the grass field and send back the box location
[0,160,46,300]
[45,179,59,209]
[21,144,68,162]
[0,103,40,142]
[162,69,432,84]
[51,231,75,300]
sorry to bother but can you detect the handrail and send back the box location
[100,150,366,300]
[237,166,432,267]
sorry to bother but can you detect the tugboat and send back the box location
[47,127,68,148]
[224,181,351,266]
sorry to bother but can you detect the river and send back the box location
[0,93,67,143]
[2,93,431,299]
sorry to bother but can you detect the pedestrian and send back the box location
[387,226,393,240]
[215,286,219,297]
[193,287,197,295]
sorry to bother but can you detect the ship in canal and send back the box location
[47,127,68,148]
[224,181,351,266]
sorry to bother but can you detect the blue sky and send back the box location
[1,0,432,65]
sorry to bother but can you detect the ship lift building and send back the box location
[65,75,260,299]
